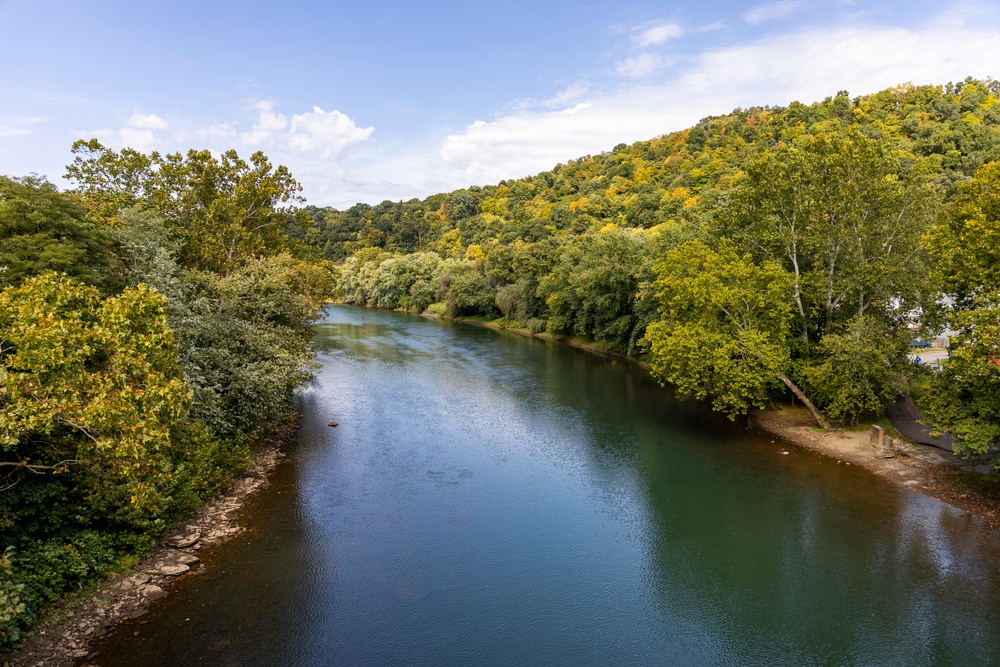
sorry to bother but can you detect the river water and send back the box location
[89,305,1000,666]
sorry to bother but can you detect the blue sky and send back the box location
[2,0,1000,207]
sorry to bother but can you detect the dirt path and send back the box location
[753,406,1000,530]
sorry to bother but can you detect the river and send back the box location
[88,305,1000,666]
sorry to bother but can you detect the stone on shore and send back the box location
[170,526,202,548]
[143,549,199,576]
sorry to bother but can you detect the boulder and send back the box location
[170,526,201,548]
[139,584,166,600]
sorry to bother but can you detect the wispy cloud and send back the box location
[0,115,45,138]
[745,1,803,25]
[541,82,591,109]
[635,23,684,47]
[180,122,238,144]
[615,54,671,79]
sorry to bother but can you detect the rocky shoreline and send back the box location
[4,431,291,667]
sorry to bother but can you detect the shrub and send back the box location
[425,302,448,316]
[526,318,548,334]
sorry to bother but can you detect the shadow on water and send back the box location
[87,305,1000,666]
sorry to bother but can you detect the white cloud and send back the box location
[240,101,373,158]
[674,22,1000,103]
[85,110,169,151]
[126,112,168,131]
[437,99,665,187]
[288,107,375,157]
[745,1,803,25]
[190,122,238,143]
[408,13,1000,202]
[241,100,288,144]
[635,23,684,47]
[58,4,1000,209]
[616,54,670,79]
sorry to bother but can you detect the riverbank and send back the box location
[3,420,298,667]
[427,314,652,370]
[440,312,1000,530]
[753,406,1000,530]
[10,309,997,664]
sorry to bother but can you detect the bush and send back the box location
[0,549,25,647]
[425,302,448,316]
[526,318,547,334]
[0,529,154,649]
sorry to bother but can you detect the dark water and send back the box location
[90,305,1000,666]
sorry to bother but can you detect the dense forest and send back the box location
[297,77,1000,455]
[0,147,333,645]
[3,77,1000,646]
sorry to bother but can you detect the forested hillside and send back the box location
[298,78,1000,459]
[0,146,333,645]
[4,77,1000,648]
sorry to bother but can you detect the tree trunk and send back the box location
[777,372,829,430]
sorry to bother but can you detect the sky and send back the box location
[2,0,1000,208]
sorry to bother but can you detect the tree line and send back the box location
[4,77,1000,646]
[314,78,1000,458]
[1,145,333,645]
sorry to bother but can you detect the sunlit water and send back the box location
[88,305,1000,666]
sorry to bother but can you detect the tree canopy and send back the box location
[0,176,119,293]
[923,161,1000,457]
[1,144,332,644]
[66,140,307,272]
[318,79,1000,435]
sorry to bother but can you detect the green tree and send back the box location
[726,130,935,350]
[799,315,907,424]
[63,139,156,222]
[66,140,305,272]
[437,260,496,317]
[368,252,443,310]
[111,208,332,444]
[337,247,393,305]
[0,273,201,525]
[923,161,1000,462]
[0,176,119,292]
[644,240,827,427]
[570,226,654,352]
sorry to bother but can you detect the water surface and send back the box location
[90,305,1000,666]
